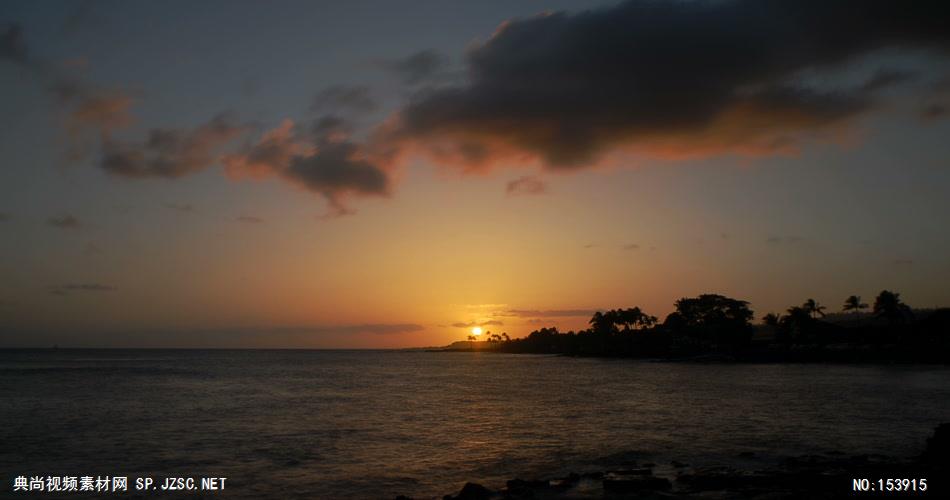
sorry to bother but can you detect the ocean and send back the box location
[2,349,949,499]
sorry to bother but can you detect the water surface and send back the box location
[1,350,948,498]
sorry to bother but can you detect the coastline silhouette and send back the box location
[442,290,950,363]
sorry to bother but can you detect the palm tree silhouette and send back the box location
[873,290,913,324]
[803,298,826,318]
[842,295,868,314]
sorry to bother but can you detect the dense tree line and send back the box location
[490,291,950,362]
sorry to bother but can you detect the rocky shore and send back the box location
[399,424,948,500]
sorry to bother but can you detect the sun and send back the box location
[471,327,482,336]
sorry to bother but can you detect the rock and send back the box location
[394,496,413,500]
[445,482,493,500]
[505,478,548,496]
[923,422,950,463]
[549,473,580,488]
[603,470,672,492]
[671,460,688,468]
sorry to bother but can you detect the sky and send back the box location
[1,0,950,348]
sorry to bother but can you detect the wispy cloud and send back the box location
[503,309,595,318]
[48,215,81,229]
[451,320,503,329]
[101,113,246,179]
[49,283,116,295]
[214,323,424,336]
[164,203,194,213]
[506,176,547,196]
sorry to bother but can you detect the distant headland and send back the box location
[433,290,950,363]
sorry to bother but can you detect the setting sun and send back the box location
[471,327,482,336]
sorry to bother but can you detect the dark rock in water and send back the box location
[738,451,755,458]
[549,473,580,488]
[670,460,688,468]
[444,482,493,500]
[505,478,549,496]
[394,496,413,500]
[923,422,950,463]
[603,470,671,492]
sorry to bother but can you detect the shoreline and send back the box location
[429,346,950,365]
[416,424,949,500]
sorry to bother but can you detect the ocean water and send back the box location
[1,349,949,499]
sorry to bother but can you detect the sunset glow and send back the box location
[2,1,950,350]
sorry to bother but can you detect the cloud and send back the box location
[223,119,305,179]
[0,212,9,222]
[285,141,390,213]
[451,320,504,328]
[622,243,640,251]
[504,309,594,318]
[310,85,377,115]
[221,323,423,336]
[48,215,81,229]
[163,202,194,213]
[49,283,116,295]
[861,69,917,92]
[3,23,132,157]
[506,175,546,196]
[384,49,449,85]
[100,113,246,178]
[892,258,914,266]
[391,0,950,171]
[236,215,263,224]
[224,117,392,216]
[921,103,947,120]
[65,90,133,132]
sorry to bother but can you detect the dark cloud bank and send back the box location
[7,0,950,213]
[395,0,950,169]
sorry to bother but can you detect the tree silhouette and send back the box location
[589,308,657,335]
[762,312,781,327]
[842,295,868,314]
[666,294,754,346]
[873,290,913,324]
[467,335,476,342]
[803,298,826,318]
[588,311,612,334]
[501,332,510,342]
